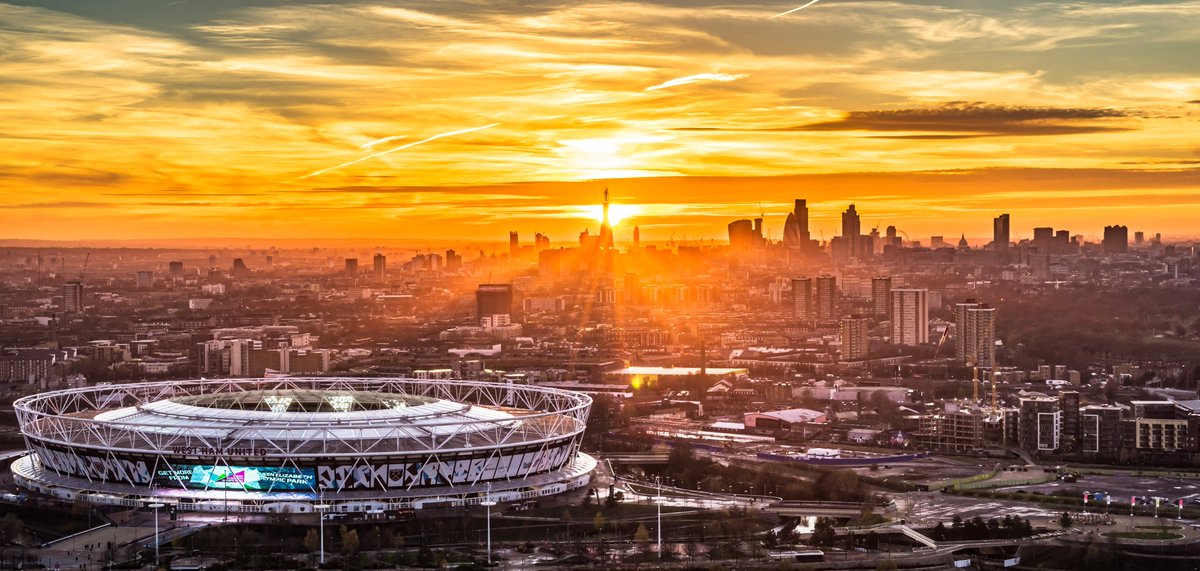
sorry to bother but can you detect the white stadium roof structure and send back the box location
[12,377,596,513]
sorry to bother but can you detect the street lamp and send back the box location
[146,501,165,567]
[653,476,664,560]
[315,488,331,566]
[481,484,497,566]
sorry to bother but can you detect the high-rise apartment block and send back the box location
[955,301,997,367]
[839,316,870,360]
[62,281,83,313]
[871,277,892,318]
[889,288,928,345]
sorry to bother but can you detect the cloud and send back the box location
[675,102,1136,137]
[645,73,747,91]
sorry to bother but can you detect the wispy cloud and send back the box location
[299,123,501,180]
[770,0,821,20]
[646,73,747,92]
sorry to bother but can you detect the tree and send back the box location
[811,518,837,547]
[634,523,650,544]
[303,529,320,554]
[340,526,360,554]
[1059,512,1074,529]
[931,522,947,541]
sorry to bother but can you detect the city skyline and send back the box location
[1,1,1198,242]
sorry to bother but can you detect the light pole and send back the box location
[654,476,664,560]
[481,484,497,566]
[147,501,165,568]
[315,488,331,566]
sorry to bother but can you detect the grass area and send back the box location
[1135,525,1182,530]
[1101,531,1183,540]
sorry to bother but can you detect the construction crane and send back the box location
[78,252,89,281]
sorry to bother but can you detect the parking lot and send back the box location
[999,474,1200,506]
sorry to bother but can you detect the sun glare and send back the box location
[580,203,640,226]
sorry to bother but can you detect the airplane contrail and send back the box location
[360,135,406,149]
[770,0,820,19]
[299,123,500,179]
[646,73,746,92]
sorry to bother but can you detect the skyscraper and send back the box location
[632,226,640,249]
[509,231,519,257]
[598,189,614,250]
[168,261,184,276]
[344,258,358,275]
[727,219,757,249]
[373,253,386,277]
[1102,225,1129,254]
[815,275,838,321]
[839,316,870,361]
[791,277,812,320]
[841,204,861,259]
[890,289,929,346]
[956,303,997,368]
[783,199,810,249]
[993,213,1010,262]
[871,277,892,318]
[136,271,153,289]
[63,281,83,314]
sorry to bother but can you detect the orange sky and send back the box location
[1,1,1198,243]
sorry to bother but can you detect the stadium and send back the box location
[11,377,595,514]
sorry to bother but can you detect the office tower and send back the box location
[791,277,812,320]
[871,277,892,318]
[885,225,898,247]
[1032,227,1054,253]
[868,228,881,254]
[1103,225,1129,254]
[839,316,870,360]
[993,214,1010,261]
[136,271,153,289]
[956,302,996,367]
[783,199,810,248]
[841,204,861,258]
[930,236,946,249]
[1054,230,1070,253]
[633,226,640,248]
[815,275,838,321]
[1134,231,1144,246]
[373,253,386,277]
[231,258,250,279]
[63,281,83,313]
[598,189,614,249]
[208,254,217,268]
[509,231,519,257]
[265,255,273,269]
[476,284,514,325]
[534,232,550,251]
[445,249,462,272]
[890,289,929,346]
[168,261,184,276]
[344,258,358,276]
[728,219,756,249]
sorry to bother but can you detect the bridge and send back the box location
[602,453,669,465]
[764,500,875,518]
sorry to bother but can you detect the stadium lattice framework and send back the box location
[12,377,595,514]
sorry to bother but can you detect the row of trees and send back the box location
[930,515,1034,541]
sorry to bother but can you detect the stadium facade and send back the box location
[12,377,595,514]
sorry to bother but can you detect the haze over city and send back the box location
[6,2,1200,571]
